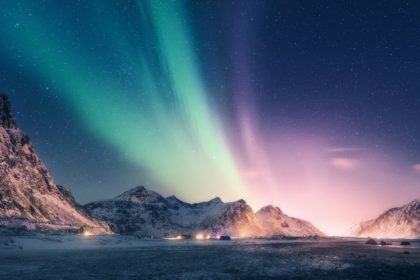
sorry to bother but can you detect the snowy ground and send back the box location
[0,235,419,279]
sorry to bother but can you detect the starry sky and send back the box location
[1,0,420,235]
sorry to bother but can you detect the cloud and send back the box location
[412,164,420,174]
[325,147,362,153]
[329,157,359,170]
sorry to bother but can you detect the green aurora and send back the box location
[0,0,246,199]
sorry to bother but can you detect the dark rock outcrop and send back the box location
[365,238,378,245]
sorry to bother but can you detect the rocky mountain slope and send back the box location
[0,93,109,233]
[255,205,324,237]
[350,199,420,238]
[85,186,324,238]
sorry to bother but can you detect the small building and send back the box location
[219,235,231,241]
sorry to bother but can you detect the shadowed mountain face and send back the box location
[350,199,420,238]
[84,186,325,238]
[0,94,109,233]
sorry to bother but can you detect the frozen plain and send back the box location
[0,235,420,279]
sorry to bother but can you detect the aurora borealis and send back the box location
[1,1,420,235]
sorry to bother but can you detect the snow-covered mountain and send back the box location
[0,94,109,233]
[85,186,324,238]
[255,205,324,237]
[84,187,177,237]
[0,93,324,237]
[350,199,420,238]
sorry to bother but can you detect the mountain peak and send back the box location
[208,197,222,204]
[130,186,148,192]
[166,195,188,206]
[403,199,420,212]
[257,205,284,216]
[0,93,16,129]
[116,186,164,204]
[166,195,179,201]
[234,199,247,204]
[409,198,420,205]
[117,186,148,197]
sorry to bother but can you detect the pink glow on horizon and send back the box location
[412,163,420,173]
[227,27,420,236]
[234,103,281,205]
[227,121,420,235]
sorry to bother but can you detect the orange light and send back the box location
[83,231,92,236]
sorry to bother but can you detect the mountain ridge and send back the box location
[84,185,325,238]
[350,199,420,238]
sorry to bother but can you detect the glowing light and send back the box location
[195,234,204,240]
[163,237,178,240]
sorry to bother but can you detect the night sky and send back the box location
[1,0,420,235]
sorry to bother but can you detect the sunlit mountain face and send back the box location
[1,0,419,236]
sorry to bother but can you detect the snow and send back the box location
[0,236,419,279]
[85,186,324,238]
[351,199,420,238]
[168,198,229,226]
[0,120,110,233]
[2,102,325,238]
